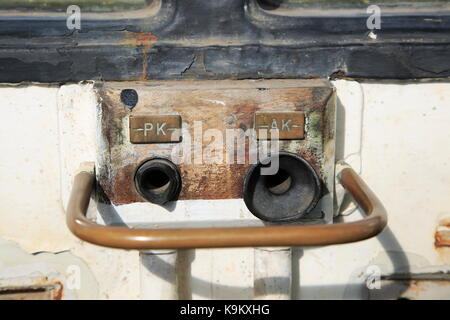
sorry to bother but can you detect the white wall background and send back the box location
[0,80,449,299]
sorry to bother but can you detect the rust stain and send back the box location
[105,163,138,205]
[435,218,450,264]
[123,32,158,81]
[435,218,450,248]
[108,160,250,205]
[408,280,428,295]
[179,163,249,201]
[52,282,63,300]
[435,230,450,247]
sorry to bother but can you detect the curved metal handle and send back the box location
[66,165,387,249]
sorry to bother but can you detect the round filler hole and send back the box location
[140,169,171,195]
[265,168,292,195]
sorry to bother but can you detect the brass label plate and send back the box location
[255,112,305,140]
[129,115,182,143]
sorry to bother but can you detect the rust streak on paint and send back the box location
[435,230,450,247]
[435,218,450,247]
[436,221,450,264]
[52,282,64,300]
[123,32,158,81]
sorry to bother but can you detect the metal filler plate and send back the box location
[96,80,336,222]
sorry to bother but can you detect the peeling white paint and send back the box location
[0,238,98,299]
[200,98,226,106]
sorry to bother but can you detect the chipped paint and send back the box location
[435,217,450,247]
[435,227,450,247]
[0,239,99,300]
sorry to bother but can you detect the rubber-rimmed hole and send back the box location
[140,169,171,195]
[265,168,292,195]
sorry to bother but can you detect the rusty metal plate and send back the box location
[0,284,62,300]
[255,112,305,140]
[129,115,181,143]
[96,80,336,206]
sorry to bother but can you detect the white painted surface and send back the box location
[0,81,449,299]
[297,81,450,299]
[140,250,178,300]
[0,84,140,300]
[254,248,292,300]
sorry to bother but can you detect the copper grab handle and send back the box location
[66,165,387,249]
